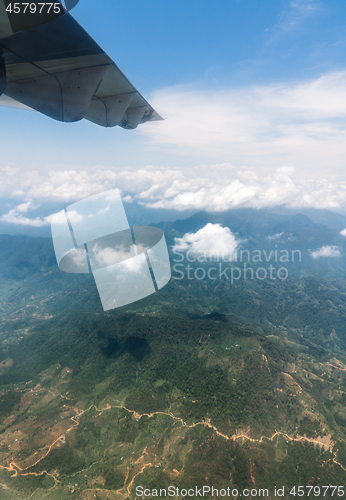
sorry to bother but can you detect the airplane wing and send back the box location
[0,0,162,128]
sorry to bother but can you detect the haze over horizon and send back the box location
[1,0,346,223]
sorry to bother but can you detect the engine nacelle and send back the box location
[0,57,6,96]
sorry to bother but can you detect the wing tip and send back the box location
[142,109,164,123]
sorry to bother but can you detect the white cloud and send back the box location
[173,223,239,260]
[70,248,89,271]
[90,243,134,267]
[101,252,149,276]
[0,200,48,227]
[2,70,346,222]
[340,229,346,236]
[266,233,284,241]
[2,165,346,223]
[310,245,341,259]
[140,72,346,172]
[122,254,149,274]
[46,210,66,225]
[67,210,88,225]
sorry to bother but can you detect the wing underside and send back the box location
[0,1,162,128]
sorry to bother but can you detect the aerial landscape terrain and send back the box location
[2,0,346,498]
[0,207,346,499]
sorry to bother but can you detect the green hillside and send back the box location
[0,209,346,499]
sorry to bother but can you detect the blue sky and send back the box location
[1,0,346,224]
[76,0,346,88]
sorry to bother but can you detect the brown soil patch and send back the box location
[92,476,106,486]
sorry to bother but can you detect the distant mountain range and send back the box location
[0,198,197,237]
[1,200,346,237]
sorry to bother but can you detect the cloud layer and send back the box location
[2,69,346,225]
[140,71,346,172]
[1,163,346,226]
